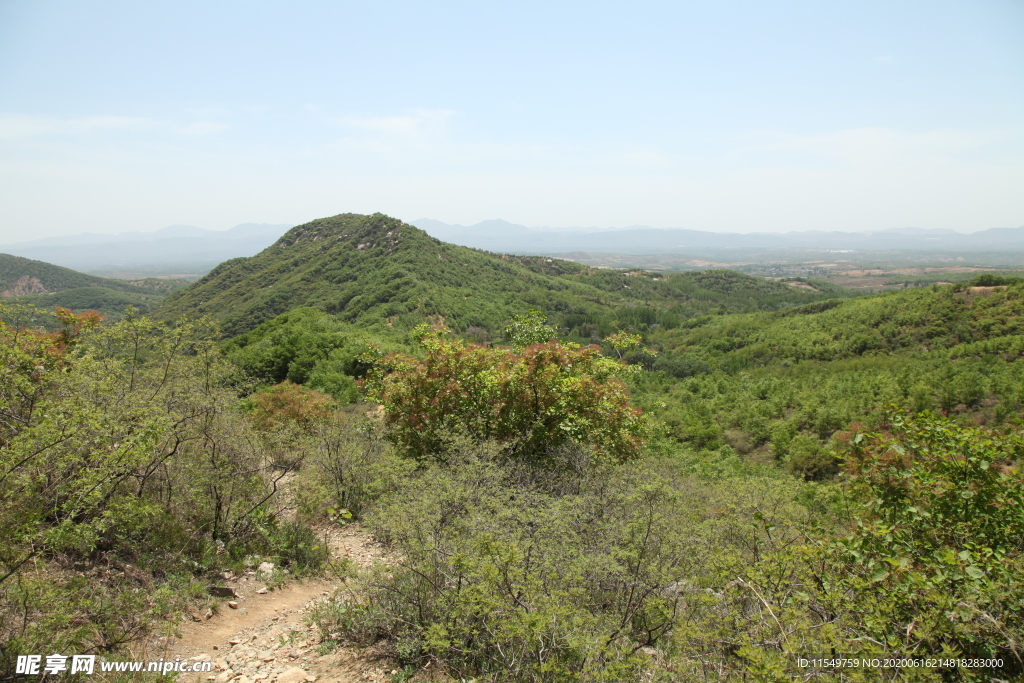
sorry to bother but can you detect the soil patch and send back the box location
[144,525,399,683]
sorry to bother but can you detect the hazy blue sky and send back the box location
[1,0,1022,241]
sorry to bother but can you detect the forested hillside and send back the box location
[632,278,1024,480]
[3,217,1022,682]
[157,213,842,337]
[0,253,188,318]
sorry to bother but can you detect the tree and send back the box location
[367,326,648,465]
[502,309,555,349]
[606,331,643,359]
[0,308,319,669]
[249,381,337,432]
[827,410,1024,673]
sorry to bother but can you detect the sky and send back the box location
[1,0,1022,242]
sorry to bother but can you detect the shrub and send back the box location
[297,410,414,521]
[313,447,815,683]
[0,309,329,673]
[831,411,1024,673]
[366,325,648,465]
[317,456,679,681]
[249,380,337,431]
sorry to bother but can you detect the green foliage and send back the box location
[295,408,415,521]
[0,305,327,674]
[156,214,842,338]
[502,309,556,348]
[632,281,1024,476]
[968,273,1024,287]
[656,282,1024,367]
[10,225,1024,682]
[0,253,187,296]
[658,413,1024,681]
[158,213,626,336]
[607,330,644,358]
[1,253,187,320]
[315,413,1020,682]
[223,308,383,402]
[10,288,168,320]
[833,411,1024,670]
[266,521,331,574]
[883,270,1024,288]
[367,326,648,465]
[313,449,816,682]
[361,459,674,681]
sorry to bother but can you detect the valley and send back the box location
[0,253,191,321]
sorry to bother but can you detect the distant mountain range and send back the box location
[4,219,1023,278]
[0,223,291,275]
[411,219,1024,255]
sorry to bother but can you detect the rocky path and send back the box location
[151,524,400,683]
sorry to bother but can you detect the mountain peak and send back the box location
[157,213,450,333]
[152,225,209,238]
[272,213,416,253]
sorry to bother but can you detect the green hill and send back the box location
[0,253,184,295]
[157,213,844,337]
[657,279,1024,365]
[632,278,1024,478]
[7,226,1023,679]
[0,253,189,318]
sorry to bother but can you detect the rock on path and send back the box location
[154,524,400,683]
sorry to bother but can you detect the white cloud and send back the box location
[336,109,455,137]
[0,115,52,138]
[176,121,228,135]
[340,115,421,135]
[82,115,155,129]
[0,114,225,139]
[313,109,460,165]
[0,114,154,138]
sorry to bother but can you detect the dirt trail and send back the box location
[151,524,397,683]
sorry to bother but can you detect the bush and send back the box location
[319,456,672,681]
[313,447,815,682]
[652,354,711,378]
[311,411,1024,681]
[969,273,1024,287]
[249,380,337,431]
[297,409,414,521]
[367,325,649,465]
[832,411,1024,673]
[0,309,329,674]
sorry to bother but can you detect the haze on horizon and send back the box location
[1,0,1022,244]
